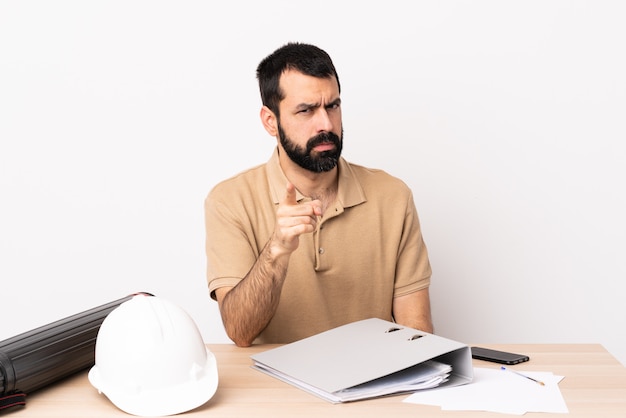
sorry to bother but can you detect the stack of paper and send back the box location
[254,359,452,403]
[404,367,568,415]
[333,360,452,402]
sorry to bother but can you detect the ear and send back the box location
[260,106,278,137]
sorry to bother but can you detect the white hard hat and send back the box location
[88,294,218,417]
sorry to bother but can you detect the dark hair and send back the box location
[256,42,341,116]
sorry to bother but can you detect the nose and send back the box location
[315,108,334,133]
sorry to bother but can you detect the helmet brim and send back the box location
[89,348,218,417]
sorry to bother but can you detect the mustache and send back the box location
[306,131,341,152]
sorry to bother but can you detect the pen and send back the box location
[500,366,545,386]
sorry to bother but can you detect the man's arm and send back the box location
[215,183,322,347]
[392,288,434,334]
[214,242,287,347]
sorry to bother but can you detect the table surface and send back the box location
[9,343,626,417]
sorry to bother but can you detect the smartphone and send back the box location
[471,346,529,365]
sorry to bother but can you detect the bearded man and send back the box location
[204,42,433,347]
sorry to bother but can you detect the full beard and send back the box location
[278,123,343,173]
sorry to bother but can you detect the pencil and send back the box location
[501,366,545,386]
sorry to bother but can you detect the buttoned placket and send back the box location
[313,204,344,271]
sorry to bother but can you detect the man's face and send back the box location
[276,70,343,173]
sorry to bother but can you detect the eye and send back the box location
[326,101,341,111]
[295,105,315,115]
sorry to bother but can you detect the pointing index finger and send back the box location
[283,182,297,205]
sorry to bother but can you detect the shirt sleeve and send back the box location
[393,190,432,297]
[204,190,258,300]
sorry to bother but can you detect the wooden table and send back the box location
[9,344,626,417]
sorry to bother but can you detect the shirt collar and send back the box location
[267,148,366,208]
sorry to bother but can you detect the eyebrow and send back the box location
[295,98,342,112]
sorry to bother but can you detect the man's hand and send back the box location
[270,182,323,256]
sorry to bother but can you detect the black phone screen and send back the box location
[471,346,530,365]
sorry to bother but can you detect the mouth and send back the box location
[312,142,336,152]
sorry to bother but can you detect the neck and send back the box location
[290,169,338,206]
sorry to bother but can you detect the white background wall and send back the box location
[2,1,625,365]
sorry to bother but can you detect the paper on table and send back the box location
[403,367,568,415]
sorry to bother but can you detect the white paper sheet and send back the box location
[403,367,568,415]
